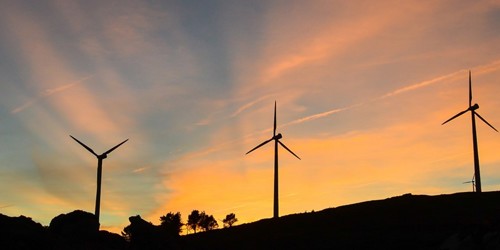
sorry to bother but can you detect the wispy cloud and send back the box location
[10,99,37,115]
[475,60,500,75]
[162,64,496,168]
[282,104,363,128]
[284,60,500,127]
[378,71,465,100]
[257,1,422,84]
[194,118,211,127]
[231,95,271,117]
[11,75,93,114]
[132,167,149,173]
[379,60,500,100]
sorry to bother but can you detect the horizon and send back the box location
[1,1,500,233]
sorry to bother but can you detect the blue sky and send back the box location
[1,0,500,233]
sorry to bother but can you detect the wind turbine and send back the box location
[463,174,475,192]
[246,101,300,219]
[70,135,128,222]
[442,71,497,193]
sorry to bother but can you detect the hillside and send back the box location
[2,192,500,249]
[181,192,500,250]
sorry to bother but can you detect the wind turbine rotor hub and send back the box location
[274,133,283,140]
[470,103,479,110]
[99,154,108,160]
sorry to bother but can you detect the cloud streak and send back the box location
[161,59,500,175]
[378,71,464,100]
[284,59,500,127]
[282,104,362,128]
[231,95,271,117]
[11,75,93,114]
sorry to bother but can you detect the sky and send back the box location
[1,0,500,233]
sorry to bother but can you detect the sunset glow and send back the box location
[1,1,500,233]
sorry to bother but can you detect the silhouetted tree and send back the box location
[122,224,132,242]
[199,213,218,231]
[159,212,183,236]
[187,210,201,233]
[222,213,238,228]
[123,215,174,250]
[122,215,156,246]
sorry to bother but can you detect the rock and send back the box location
[49,210,99,240]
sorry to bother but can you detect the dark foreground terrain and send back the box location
[2,192,500,249]
[183,192,500,249]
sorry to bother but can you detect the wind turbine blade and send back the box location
[70,135,98,157]
[274,101,277,137]
[278,140,301,160]
[442,109,469,125]
[246,137,273,155]
[103,139,129,155]
[475,112,498,132]
[469,70,472,107]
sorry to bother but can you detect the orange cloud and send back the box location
[256,1,437,84]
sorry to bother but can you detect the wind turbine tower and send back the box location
[70,135,128,222]
[246,101,301,219]
[442,71,497,193]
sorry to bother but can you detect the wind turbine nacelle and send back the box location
[471,103,479,111]
[99,154,108,160]
[274,133,283,140]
